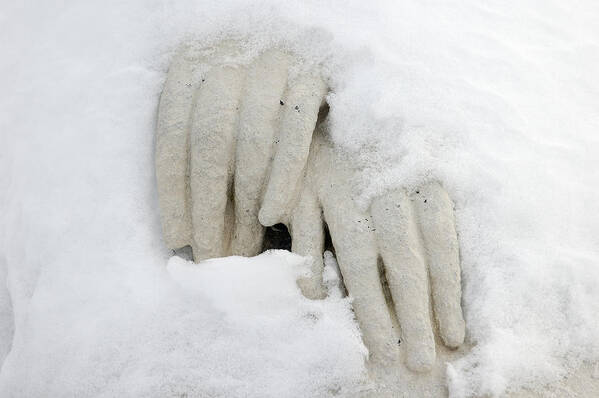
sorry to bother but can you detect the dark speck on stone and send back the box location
[294,105,300,111]
[416,190,420,194]
[424,199,427,203]
[280,100,284,105]
[397,339,401,345]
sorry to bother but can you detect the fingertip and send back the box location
[258,203,283,227]
[297,276,327,300]
[406,341,436,373]
[440,316,466,349]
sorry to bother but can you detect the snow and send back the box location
[1,0,598,397]
[0,249,366,397]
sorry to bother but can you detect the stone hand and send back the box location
[156,41,327,261]
[286,130,466,373]
[155,41,465,376]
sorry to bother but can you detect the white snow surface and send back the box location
[1,0,598,397]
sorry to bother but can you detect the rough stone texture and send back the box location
[299,130,465,390]
[156,40,599,397]
[156,42,326,262]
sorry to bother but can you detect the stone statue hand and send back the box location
[156,41,465,377]
[155,41,327,261]
[285,130,466,373]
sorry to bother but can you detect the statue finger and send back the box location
[189,62,246,261]
[290,185,326,299]
[322,196,400,367]
[371,189,436,372]
[231,49,291,256]
[258,72,327,227]
[155,45,198,249]
[412,182,465,348]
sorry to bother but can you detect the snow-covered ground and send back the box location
[1,1,598,397]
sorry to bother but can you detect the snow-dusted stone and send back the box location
[155,40,466,380]
[155,41,327,261]
[155,38,599,397]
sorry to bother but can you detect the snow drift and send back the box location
[0,0,598,396]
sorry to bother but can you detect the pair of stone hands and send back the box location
[155,41,465,373]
